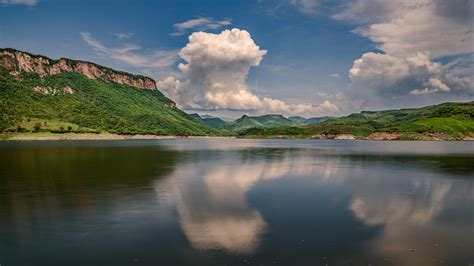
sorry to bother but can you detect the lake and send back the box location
[0,139,473,265]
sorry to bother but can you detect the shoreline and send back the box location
[1,132,472,141]
[1,133,236,141]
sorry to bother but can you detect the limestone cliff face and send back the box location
[0,48,157,90]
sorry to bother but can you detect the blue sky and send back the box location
[1,0,473,118]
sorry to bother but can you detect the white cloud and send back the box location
[348,52,474,99]
[159,28,339,117]
[262,98,339,117]
[0,0,36,5]
[171,28,267,110]
[333,0,400,23]
[171,17,232,36]
[80,32,177,79]
[329,73,340,79]
[112,32,133,40]
[336,0,474,57]
[289,0,319,15]
[336,0,474,108]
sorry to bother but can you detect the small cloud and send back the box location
[80,32,178,79]
[0,0,36,5]
[289,0,319,15]
[171,17,232,36]
[329,73,340,79]
[112,32,134,40]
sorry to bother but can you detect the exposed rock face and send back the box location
[334,134,356,140]
[0,48,157,90]
[310,133,358,140]
[165,102,177,109]
[366,132,401,140]
[33,86,74,95]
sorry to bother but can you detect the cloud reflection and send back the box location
[155,146,473,263]
[168,149,334,254]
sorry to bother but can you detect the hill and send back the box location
[288,116,333,125]
[0,48,219,136]
[190,113,227,128]
[241,102,474,140]
[221,114,295,133]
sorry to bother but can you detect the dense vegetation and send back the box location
[241,102,474,140]
[193,113,334,133]
[221,114,295,133]
[190,114,227,128]
[0,70,220,135]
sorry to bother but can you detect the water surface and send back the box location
[0,140,473,265]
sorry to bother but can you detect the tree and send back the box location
[33,123,42,132]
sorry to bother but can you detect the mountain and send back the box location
[242,102,474,140]
[288,116,307,124]
[190,113,226,128]
[0,48,219,136]
[288,116,333,125]
[305,116,333,125]
[222,114,295,132]
[192,113,338,132]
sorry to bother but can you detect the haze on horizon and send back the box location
[1,0,473,118]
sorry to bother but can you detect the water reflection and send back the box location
[345,171,474,265]
[0,141,181,257]
[161,144,473,264]
[168,148,341,253]
[0,140,472,265]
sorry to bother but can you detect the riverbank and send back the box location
[0,132,236,141]
[243,131,474,141]
[2,132,473,141]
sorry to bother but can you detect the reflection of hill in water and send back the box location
[0,142,181,190]
[339,153,474,176]
[0,140,472,265]
[0,142,182,237]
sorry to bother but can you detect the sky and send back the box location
[1,0,473,118]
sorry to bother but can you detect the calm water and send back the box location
[0,139,473,266]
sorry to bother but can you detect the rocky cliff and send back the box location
[0,48,157,90]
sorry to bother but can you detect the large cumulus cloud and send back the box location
[159,29,339,117]
[336,0,474,57]
[349,52,473,98]
[337,0,474,107]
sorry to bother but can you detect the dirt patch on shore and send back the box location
[367,132,402,140]
[7,133,234,141]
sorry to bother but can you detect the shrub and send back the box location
[33,123,42,132]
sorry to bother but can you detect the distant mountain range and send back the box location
[242,102,474,140]
[191,113,333,133]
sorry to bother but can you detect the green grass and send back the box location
[385,117,474,135]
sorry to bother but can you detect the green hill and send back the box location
[241,102,474,140]
[0,49,219,136]
[289,116,333,125]
[190,113,227,128]
[222,114,295,133]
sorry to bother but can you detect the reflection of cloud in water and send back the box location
[174,163,268,254]
[171,149,337,254]
[156,146,473,262]
[350,182,451,226]
[179,209,265,254]
[346,173,473,265]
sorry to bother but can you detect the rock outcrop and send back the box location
[33,86,74,95]
[0,48,157,90]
